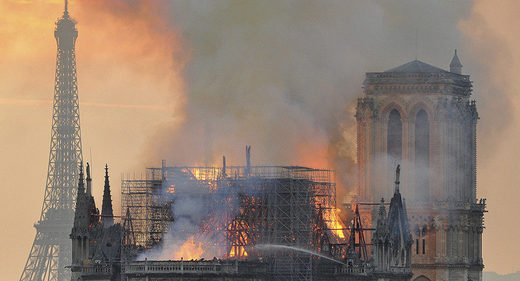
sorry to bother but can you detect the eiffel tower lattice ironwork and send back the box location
[20,1,83,281]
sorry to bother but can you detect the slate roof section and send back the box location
[385,59,448,73]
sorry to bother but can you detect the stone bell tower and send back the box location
[356,51,485,281]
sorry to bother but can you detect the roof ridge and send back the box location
[385,59,448,73]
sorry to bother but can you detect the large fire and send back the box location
[142,166,348,261]
[170,204,347,260]
[229,245,248,258]
[173,236,205,260]
[325,208,347,239]
[227,218,249,259]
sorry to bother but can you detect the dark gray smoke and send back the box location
[142,0,504,201]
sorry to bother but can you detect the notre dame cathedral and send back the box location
[355,51,485,281]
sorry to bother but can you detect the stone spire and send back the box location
[450,49,463,74]
[86,162,92,196]
[387,165,413,268]
[64,0,69,18]
[72,163,89,237]
[71,162,90,266]
[78,162,85,194]
[372,198,389,272]
[372,166,413,273]
[394,164,400,194]
[376,198,388,230]
[101,164,114,227]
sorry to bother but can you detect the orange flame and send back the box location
[229,245,248,258]
[227,219,249,259]
[325,208,346,239]
[193,169,201,180]
[173,236,204,260]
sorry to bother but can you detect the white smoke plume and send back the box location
[141,1,491,202]
[139,171,243,260]
[133,0,516,266]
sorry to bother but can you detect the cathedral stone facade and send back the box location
[355,52,485,281]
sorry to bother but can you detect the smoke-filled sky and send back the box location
[1,0,519,279]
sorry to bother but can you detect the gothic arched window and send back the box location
[415,110,430,201]
[387,109,402,165]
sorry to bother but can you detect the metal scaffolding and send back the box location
[121,169,172,248]
[121,165,338,281]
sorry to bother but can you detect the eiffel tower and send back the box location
[20,1,83,280]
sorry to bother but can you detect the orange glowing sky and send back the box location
[1,0,520,280]
[0,1,184,279]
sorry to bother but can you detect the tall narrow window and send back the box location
[415,110,430,201]
[388,109,403,168]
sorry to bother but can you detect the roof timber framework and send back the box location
[121,165,337,281]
